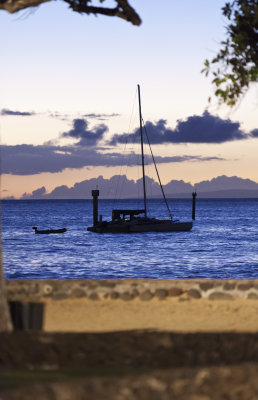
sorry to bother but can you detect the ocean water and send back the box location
[2,198,258,280]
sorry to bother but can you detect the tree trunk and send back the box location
[0,250,12,332]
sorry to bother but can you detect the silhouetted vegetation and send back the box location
[202,0,258,106]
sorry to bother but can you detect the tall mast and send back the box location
[137,84,147,218]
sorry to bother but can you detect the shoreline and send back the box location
[6,279,258,333]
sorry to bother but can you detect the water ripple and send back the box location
[2,199,258,279]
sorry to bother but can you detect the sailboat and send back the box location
[87,85,193,233]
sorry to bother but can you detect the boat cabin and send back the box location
[112,209,145,222]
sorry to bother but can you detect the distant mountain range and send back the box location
[18,175,258,199]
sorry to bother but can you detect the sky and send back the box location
[1,0,257,199]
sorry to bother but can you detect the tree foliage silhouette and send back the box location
[202,0,258,106]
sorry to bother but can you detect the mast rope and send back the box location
[137,85,147,218]
[143,120,173,221]
[112,88,138,206]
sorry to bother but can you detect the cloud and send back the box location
[21,174,258,200]
[0,108,36,116]
[0,142,223,175]
[31,186,47,197]
[195,175,258,192]
[82,113,120,120]
[48,111,70,121]
[22,175,192,199]
[4,112,242,176]
[109,111,250,145]
[61,118,108,146]
[48,112,120,122]
[250,129,258,138]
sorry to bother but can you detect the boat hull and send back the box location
[32,227,67,234]
[87,220,192,233]
[130,221,192,232]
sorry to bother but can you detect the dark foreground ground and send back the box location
[1,331,258,399]
[1,364,258,400]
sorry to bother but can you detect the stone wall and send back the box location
[6,279,258,302]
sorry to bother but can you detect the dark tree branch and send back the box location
[0,0,141,25]
[64,0,141,25]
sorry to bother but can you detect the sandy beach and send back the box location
[44,296,258,333]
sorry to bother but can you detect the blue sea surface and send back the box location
[2,198,258,279]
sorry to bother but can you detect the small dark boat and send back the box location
[32,227,67,234]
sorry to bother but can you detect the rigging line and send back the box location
[138,85,147,218]
[113,137,129,204]
[113,88,138,206]
[143,120,173,221]
[113,139,128,205]
[145,155,155,202]
[116,128,139,203]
